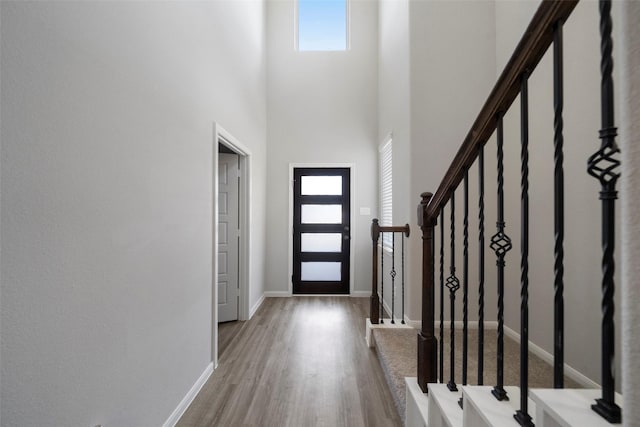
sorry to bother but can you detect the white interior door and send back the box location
[218,152,240,322]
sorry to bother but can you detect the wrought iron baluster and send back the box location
[391,233,396,324]
[491,112,512,402]
[463,170,469,387]
[402,231,406,324]
[446,194,460,392]
[553,19,565,389]
[514,72,533,427]
[589,0,621,422]
[478,146,485,385]
[440,207,445,383]
[381,231,384,324]
[458,171,470,408]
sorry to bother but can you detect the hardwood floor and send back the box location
[177,297,402,427]
[218,320,246,359]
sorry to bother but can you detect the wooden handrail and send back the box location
[376,224,410,237]
[370,219,411,325]
[425,0,578,222]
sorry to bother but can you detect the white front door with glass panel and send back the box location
[293,168,350,294]
[218,153,239,322]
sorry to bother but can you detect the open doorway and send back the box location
[213,123,251,366]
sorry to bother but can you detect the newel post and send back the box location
[417,192,438,392]
[370,219,381,324]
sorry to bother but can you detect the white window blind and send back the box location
[379,138,393,248]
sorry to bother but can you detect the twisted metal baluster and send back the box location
[440,207,445,383]
[381,231,384,324]
[478,146,485,385]
[491,112,512,402]
[458,171,470,409]
[514,71,533,427]
[402,231,406,324]
[462,170,469,388]
[446,194,460,392]
[589,1,621,422]
[553,19,566,389]
[391,233,396,324]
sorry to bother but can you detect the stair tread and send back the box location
[429,383,464,427]
[405,377,429,426]
[462,385,536,427]
[529,388,623,427]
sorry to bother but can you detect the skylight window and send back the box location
[297,0,348,51]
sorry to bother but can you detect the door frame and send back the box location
[213,123,252,366]
[288,163,355,296]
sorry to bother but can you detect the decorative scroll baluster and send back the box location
[491,112,512,402]
[446,194,460,392]
[440,208,445,383]
[402,232,406,324]
[381,231,385,324]
[588,0,621,422]
[514,72,534,427]
[478,146,485,385]
[553,19,565,389]
[371,219,381,324]
[391,233,396,324]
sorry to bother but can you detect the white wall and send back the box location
[0,2,267,426]
[378,0,411,321]
[265,0,378,295]
[408,0,498,323]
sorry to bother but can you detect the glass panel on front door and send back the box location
[301,204,342,224]
[300,233,342,252]
[293,167,350,294]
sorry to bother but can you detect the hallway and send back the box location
[177,297,402,427]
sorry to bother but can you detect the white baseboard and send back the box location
[249,294,265,318]
[410,320,499,331]
[435,320,498,330]
[264,291,291,297]
[163,362,213,427]
[503,325,599,389]
[404,315,421,329]
[381,297,393,323]
[350,291,370,297]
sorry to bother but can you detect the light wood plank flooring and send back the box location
[218,320,246,359]
[177,297,402,427]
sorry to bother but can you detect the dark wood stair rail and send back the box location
[370,219,410,324]
[417,1,622,423]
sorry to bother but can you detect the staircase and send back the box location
[369,1,626,426]
[406,382,623,427]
